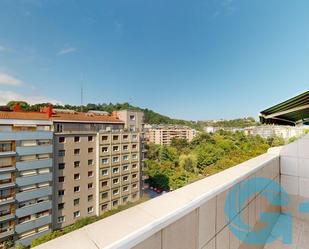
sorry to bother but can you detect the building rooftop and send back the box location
[0,106,124,124]
[0,111,50,120]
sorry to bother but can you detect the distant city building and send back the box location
[0,106,145,247]
[243,125,306,140]
[204,124,307,140]
[145,124,197,146]
[204,126,244,133]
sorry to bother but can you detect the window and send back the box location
[123,186,128,192]
[123,165,129,171]
[132,135,137,140]
[132,144,137,149]
[130,115,135,121]
[123,196,129,202]
[132,154,137,160]
[101,192,108,199]
[132,193,137,198]
[74,136,80,142]
[59,176,65,183]
[112,200,118,206]
[132,164,137,169]
[101,204,108,211]
[123,155,129,161]
[123,145,128,151]
[58,203,64,210]
[102,169,108,176]
[73,211,80,218]
[132,183,137,188]
[88,183,93,189]
[88,171,93,177]
[57,216,65,223]
[102,158,109,164]
[102,146,108,153]
[101,135,108,141]
[74,173,80,180]
[113,178,119,184]
[112,167,119,174]
[88,148,93,153]
[123,135,128,140]
[74,198,80,206]
[88,207,94,213]
[123,176,129,182]
[132,174,137,179]
[88,195,93,201]
[112,157,119,163]
[74,186,80,193]
[74,149,80,155]
[113,189,119,195]
[88,136,93,142]
[88,159,93,166]
[59,137,65,143]
[58,190,65,196]
[113,146,119,151]
[58,163,65,170]
[101,181,108,187]
[113,135,119,141]
[56,124,63,132]
[58,150,65,156]
[73,161,80,168]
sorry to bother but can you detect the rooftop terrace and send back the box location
[33,134,309,249]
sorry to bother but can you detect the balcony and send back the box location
[15,215,51,234]
[16,186,52,202]
[16,145,52,156]
[0,212,15,223]
[16,229,51,247]
[0,196,15,205]
[16,172,52,187]
[16,158,52,171]
[33,134,309,249]
[0,227,14,239]
[0,151,16,158]
[0,131,53,141]
[16,200,52,218]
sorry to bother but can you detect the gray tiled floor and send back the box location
[264,214,309,249]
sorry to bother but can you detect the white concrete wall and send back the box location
[280,134,309,222]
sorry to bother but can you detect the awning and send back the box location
[260,91,309,126]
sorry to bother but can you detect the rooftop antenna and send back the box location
[81,73,85,112]
[81,85,83,112]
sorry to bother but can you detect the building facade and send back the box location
[0,107,145,247]
[0,111,53,247]
[145,125,197,146]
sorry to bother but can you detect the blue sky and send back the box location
[0,0,308,120]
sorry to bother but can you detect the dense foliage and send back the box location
[145,131,284,190]
[6,101,197,127]
[198,117,258,128]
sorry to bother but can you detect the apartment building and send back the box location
[0,106,145,247]
[51,109,145,229]
[145,124,197,146]
[0,109,53,247]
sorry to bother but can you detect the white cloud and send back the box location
[0,46,14,53]
[0,73,23,86]
[57,47,77,55]
[0,90,62,105]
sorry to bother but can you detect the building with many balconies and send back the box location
[0,108,53,247]
[145,124,197,146]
